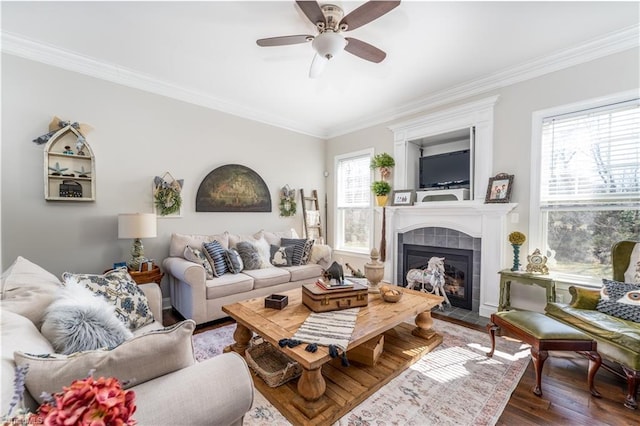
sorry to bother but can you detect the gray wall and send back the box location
[1,55,326,297]
[326,48,640,299]
[2,47,639,310]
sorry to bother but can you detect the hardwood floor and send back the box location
[165,309,638,425]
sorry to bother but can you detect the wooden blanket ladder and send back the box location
[301,189,323,243]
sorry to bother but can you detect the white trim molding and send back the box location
[328,24,640,138]
[2,24,638,139]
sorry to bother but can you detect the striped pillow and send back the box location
[281,238,315,266]
[203,241,228,277]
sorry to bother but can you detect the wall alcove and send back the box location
[388,95,499,202]
[44,125,95,201]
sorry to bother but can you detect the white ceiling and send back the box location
[2,1,639,138]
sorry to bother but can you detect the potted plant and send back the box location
[372,180,392,206]
[371,153,395,181]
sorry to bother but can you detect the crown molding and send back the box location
[326,24,640,138]
[2,24,638,140]
[0,31,327,138]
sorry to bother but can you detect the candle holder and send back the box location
[511,244,521,271]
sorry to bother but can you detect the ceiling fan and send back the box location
[257,1,400,78]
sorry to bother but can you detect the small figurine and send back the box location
[48,162,68,176]
[76,136,86,156]
[63,146,74,155]
[323,261,345,284]
[345,263,365,278]
[74,166,91,178]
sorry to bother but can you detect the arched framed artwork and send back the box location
[196,164,272,212]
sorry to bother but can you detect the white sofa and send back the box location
[163,230,332,325]
[1,257,254,425]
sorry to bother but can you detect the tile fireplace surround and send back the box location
[383,201,517,318]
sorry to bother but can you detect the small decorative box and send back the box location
[265,294,288,310]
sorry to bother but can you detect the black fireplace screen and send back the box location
[402,244,473,310]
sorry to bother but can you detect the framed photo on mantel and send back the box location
[392,189,416,206]
[485,173,514,203]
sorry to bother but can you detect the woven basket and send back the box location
[246,338,302,387]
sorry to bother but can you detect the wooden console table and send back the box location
[498,269,557,311]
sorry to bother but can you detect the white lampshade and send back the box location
[118,213,157,239]
[312,31,346,60]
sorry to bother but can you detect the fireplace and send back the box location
[402,244,474,310]
[384,202,516,317]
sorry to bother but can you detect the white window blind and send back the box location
[336,154,371,208]
[540,99,640,209]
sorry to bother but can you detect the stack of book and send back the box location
[315,278,355,291]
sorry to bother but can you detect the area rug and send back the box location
[192,318,531,426]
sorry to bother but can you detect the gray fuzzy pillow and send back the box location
[236,241,262,270]
[41,281,133,354]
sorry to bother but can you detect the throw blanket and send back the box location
[279,308,359,366]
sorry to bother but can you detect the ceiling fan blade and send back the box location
[296,1,325,26]
[309,54,328,78]
[344,37,386,63]
[257,35,314,47]
[340,1,401,31]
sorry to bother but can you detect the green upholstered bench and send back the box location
[487,310,602,398]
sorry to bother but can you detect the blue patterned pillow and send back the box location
[61,268,154,330]
[596,279,640,323]
[224,248,244,274]
[203,241,228,277]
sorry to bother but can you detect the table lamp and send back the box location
[118,213,157,270]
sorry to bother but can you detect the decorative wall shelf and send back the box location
[43,125,95,201]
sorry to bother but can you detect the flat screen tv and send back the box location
[419,149,470,189]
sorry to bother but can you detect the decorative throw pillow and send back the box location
[281,238,315,265]
[41,281,133,354]
[61,268,154,331]
[252,236,273,268]
[309,244,332,265]
[224,248,244,274]
[236,241,262,270]
[300,239,315,265]
[596,279,640,323]
[624,243,640,283]
[184,245,214,279]
[0,256,62,327]
[270,245,294,267]
[15,320,196,404]
[202,240,229,277]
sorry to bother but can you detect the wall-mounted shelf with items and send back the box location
[43,124,95,201]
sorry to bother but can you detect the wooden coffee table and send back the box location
[222,284,443,425]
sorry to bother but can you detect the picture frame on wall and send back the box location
[485,173,514,203]
[392,189,416,206]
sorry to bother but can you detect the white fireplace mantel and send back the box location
[384,201,517,318]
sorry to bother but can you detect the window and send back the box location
[530,92,640,282]
[335,149,373,253]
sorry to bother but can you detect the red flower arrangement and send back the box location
[3,366,136,426]
[37,375,136,426]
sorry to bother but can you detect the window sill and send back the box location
[553,273,602,290]
[332,248,370,258]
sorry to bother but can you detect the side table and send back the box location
[109,264,163,285]
[498,269,557,311]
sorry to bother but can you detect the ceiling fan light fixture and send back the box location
[312,31,347,60]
